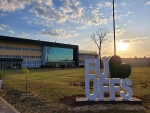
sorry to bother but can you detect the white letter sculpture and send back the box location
[85,58,133,101]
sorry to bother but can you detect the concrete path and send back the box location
[0,97,20,113]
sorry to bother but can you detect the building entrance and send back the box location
[0,62,22,69]
[6,63,12,69]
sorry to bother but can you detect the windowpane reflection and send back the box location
[45,47,73,61]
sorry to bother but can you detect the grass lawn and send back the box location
[0,67,150,113]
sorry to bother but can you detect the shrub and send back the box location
[22,68,29,93]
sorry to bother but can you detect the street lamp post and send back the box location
[113,0,116,55]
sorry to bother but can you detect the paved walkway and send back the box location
[0,97,19,113]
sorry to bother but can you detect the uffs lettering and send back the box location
[85,59,133,100]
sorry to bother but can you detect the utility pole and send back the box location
[113,0,116,55]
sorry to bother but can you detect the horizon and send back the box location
[0,0,150,58]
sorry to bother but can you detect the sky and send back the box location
[0,0,150,58]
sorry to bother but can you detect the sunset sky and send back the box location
[0,0,150,58]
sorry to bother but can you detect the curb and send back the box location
[0,97,20,113]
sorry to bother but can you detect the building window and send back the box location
[45,47,73,61]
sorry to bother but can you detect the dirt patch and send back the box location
[68,104,146,113]
[59,94,85,107]
[0,85,65,113]
[0,85,147,113]
[60,94,146,113]
[59,93,120,107]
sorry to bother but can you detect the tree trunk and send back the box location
[99,48,103,69]
[99,42,103,69]
[26,75,28,93]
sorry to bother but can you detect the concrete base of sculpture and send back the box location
[76,97,142,106]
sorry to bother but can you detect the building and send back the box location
[79,50,98,66]
[0,35,79,69]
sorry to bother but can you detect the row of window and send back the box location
[0,46,42,52]
[22,63,41,68]
[23,56,42,59]
[0,55,42,59]
[0,63,41,69]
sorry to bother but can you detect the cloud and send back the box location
[128,20,132,23]
[0,24,8,31]
[121,2,126,6]
[60,0,83,19]
[22,33,29,37]
[18,32,29,38]
[105,2,111,7]
[108,28,126,36]
[0,27,3,31]
[97,2,103,8]
[87,17,108,26]
[0,0,83,24]
[22,16,28,19]
[9,30,15,34]
[40,29,78,38]
[126,11,133,16]
[30,4,68,23]
[127,11,133,15]
[60,0,73,13]
[116,28,126,36]
[27,20,32,24]
[114,11,133,20]
[118,37,149,43]
[32,18,53,27]
[91,10,99,16]
[0,0,53,12]
[0,13,7,17]
[32,0,83,24]
[91,10,104,17]
[86,9,106,26]
[97,2,117,8]
[0,0,33,12]
[115,25,119,28]
[115,14,124,20]
[81,38,92,42]
[76,26,86,29]
[146,1,150,5]
[0,24,8,28]
[37,0,53,6]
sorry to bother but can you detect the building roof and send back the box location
[79,50,97,55]
[0,35,78,49]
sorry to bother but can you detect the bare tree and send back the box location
[91,28,109,68]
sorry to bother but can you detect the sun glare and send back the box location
[117,41,128,51]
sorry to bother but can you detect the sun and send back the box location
[117,41,128,51]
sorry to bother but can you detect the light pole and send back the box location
[113,0,116,55]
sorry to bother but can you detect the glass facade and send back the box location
[45,46,73,61]
[45,46,74,67]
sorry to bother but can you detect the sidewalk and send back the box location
[0,97,20,113]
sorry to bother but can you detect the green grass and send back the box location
[0,67,150,113]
